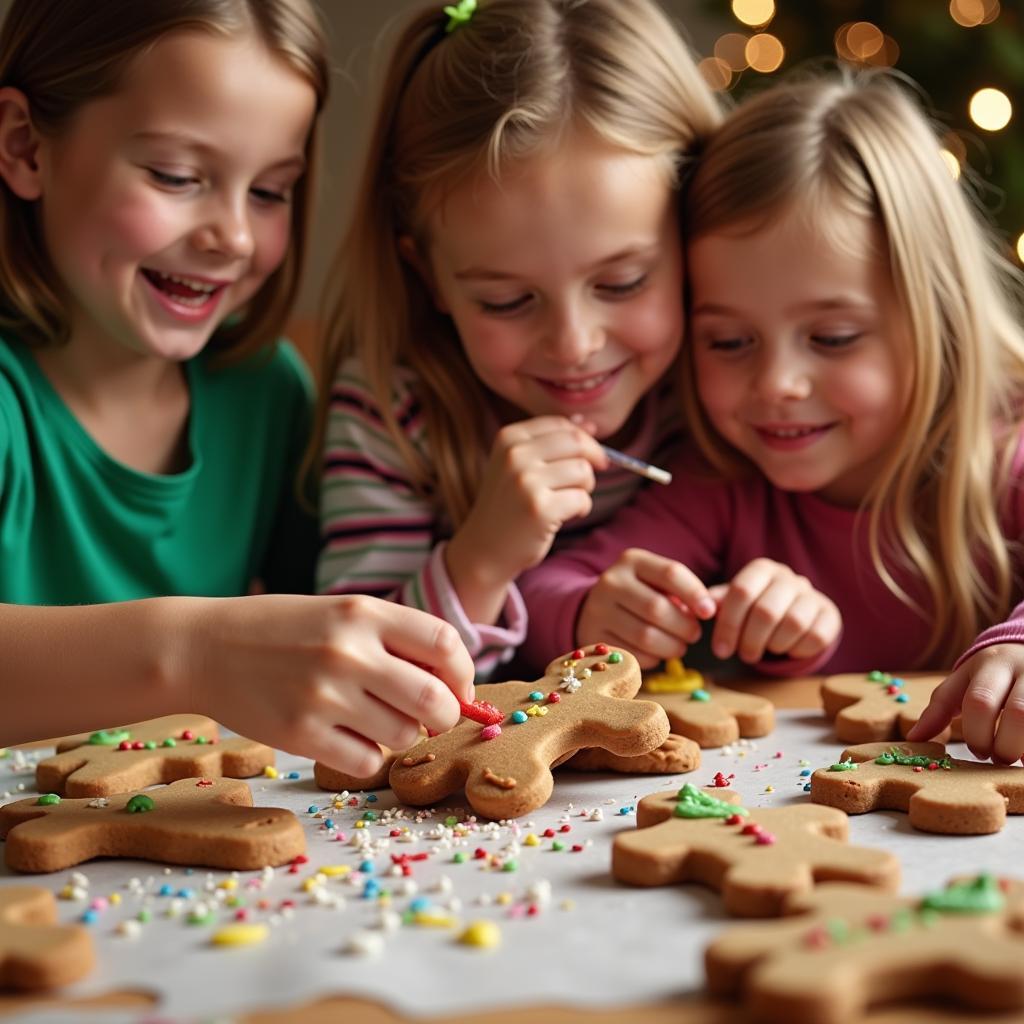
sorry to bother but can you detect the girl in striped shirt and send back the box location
[312,0,721,679]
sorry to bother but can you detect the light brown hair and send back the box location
[0,0,328,360]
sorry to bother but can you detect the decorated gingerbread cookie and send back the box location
[0,777,304,872]
[821,670,963,743]
[612,784,899,916]
[388,644,669,818]
[0,886,95,990]
[809,741,1024,834]
[641,659,775,748]
[38,714,274,797]
[706,875,1024,1023]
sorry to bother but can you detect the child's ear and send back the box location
[0,88,42,200]
[398,234,450,314]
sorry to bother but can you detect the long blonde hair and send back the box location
[314,0,721,526]
[682,69,1024,666]
[0,0,328,361]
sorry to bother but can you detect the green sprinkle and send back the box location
[867,670,889,683]
[444,815,459,827]
[501,859,518,872]
[551,840,565,852]
[88,729,131,746]
[363,811,378,822]
[137,909,152,924]
[161,738,176,748]
[36,793,61,806]
[689,689,711,702]
[126,794,155,813]
[194,736,209,745]
[607,651,623,664]
[453,852,467,864]
[143,741,157,750]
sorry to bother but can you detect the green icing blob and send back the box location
[672,783,748,819]
[88,729,131,746]
[866,670,890,683]
[920,874,1004,915]
[126,794,155,813]
[875,747,953,769]
[35,793,60,806]
[828,758,858,772]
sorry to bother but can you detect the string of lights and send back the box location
[696,0,1023,263]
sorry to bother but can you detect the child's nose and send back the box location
[754,351,812,401]
[544,303,603,366]
[193,200,255,260]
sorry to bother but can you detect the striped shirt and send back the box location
[317,356,684,678]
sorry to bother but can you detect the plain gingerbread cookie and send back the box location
[0,886,95,990]
[389,644,669,818]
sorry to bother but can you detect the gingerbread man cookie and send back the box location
[706,875,1024,1023]
[809,741,1024,834]
[0,887,95,990]
[565,732,700,775]
[388,644,669,819]
[0,777,305,872]
[38,714,274,797]
[642,659,774,748]
[611,784,899,916]
[821,670,963,743]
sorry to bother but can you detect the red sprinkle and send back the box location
[927,762,940,771]
[547,693,561,704]
[527,904,540,916]
[473,848,488,860]
[257,899,271,911]
[559,824,572,833]
[593,643,610,656]
[292,855,309,865]
[459,699,504,726]
[132,741,145,750]
[571,648,585,660]
[912,766,924,773]
[195,779,214,788]
[279,899,295,910]
[543,828,556,838]
[234,909,249,922]
[754,831,776,845]
[725,814,745,826]
[181,730,194,740]
[867,914,889,931]
[712,772,734,788]
[118,740,132,751]
[571,844,584,852]
[740,823,763,836]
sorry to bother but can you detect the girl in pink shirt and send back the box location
[521,71,1024,762]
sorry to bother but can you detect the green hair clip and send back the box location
[444,0,476,33]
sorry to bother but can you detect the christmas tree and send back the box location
[696,0,1023,261]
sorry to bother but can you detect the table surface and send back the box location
[3,674,1023,1024]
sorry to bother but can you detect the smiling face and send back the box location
[688,208,911,506]
[418,133,683,443]
[34,29,316,363]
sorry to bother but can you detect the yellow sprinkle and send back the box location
[524,834,540,847]
[458,920,500,949]
[109,892,122,905]
[536,706,548,716]
[413,910,458,928]
[319,864,351,877]
[355,820,366,829]
[526,706,540,717]
[218,878,238,891]
[495,892,513,906]
[764,785,774,793]
[560,899,576,911]
[301,877,321,892]
[211,924,269,948]
[58,885,75,900]
[263,766,279,779]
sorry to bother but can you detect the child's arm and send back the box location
[1,595,474,776]
[908,600,1024,762]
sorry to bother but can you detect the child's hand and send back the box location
[707,558,841,665]
[908,643,1024,763]
[576,549,717,669]
[186,595,475,778]
[446,416,606,620]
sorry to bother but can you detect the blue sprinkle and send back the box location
[323,818,335,830]
[287,771,301,780]
[184,867,194,876]
[891,677,905,688]
[81,909,99,925]
[158,884,174,897]
[618,806,635,816]
[358,859,375,874]
[176,888,194,899]
[511,710,528,724]
[307,804,319,814]
[894,694,909,703]
[803,783,812,792]
[409,896,431,913]
[363,879,381,899]
[366,794,378,803]
[799,769,811,777]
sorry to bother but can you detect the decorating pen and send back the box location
[600,445,672,485]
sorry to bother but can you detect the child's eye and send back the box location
[597,275,647,298]
[147,168,196,188]
[479,294,531,315]
[707,337,748,352]
[250,187,289,205]
[811,333,861,349]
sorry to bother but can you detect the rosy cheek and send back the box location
[250,215,292,278]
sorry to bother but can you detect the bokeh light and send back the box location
[949,0,1001,26]
[731,0,775,28]
[969,87,1012,131]
[1017,231,1024,264]
[939,150,962,180]
[746,33,785,73]
[714,33,750,71]
[697,56,732,92]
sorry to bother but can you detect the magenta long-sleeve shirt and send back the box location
[519,445,1024,676]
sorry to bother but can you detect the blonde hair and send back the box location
[314,0,722,526]
[681,69,1024,666]
[0,0,328,361]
